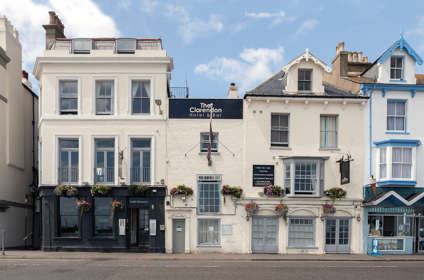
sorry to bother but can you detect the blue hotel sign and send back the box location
[169,99,243,119]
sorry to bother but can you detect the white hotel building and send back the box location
[35,12,368,254]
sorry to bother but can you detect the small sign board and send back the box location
[119,219,126,236]
[128,198,149,207]
[169,99,243,119]
[149,219,157,236]
[253,165,274,187]
[222,224,233,236]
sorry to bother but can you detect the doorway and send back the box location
[172,219,185,253]
[325,218,351,253]
[129,208,150,249]
[251,216,279,253]
[417,217,424,253]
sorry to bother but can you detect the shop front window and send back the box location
[368,214,413,237]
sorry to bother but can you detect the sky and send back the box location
[1,0,424,97]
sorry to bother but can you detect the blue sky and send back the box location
[2,0,424,97]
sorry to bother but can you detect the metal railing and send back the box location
[131,167,151,184]
[169,87,189,98]
[58,167,79,184]
[95,167,115,184]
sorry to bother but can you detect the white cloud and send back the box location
[295,19,319,36]
[0,0,119,82]
[118,0,132,9]
[194,46,284,93]
[245,11,295,26]
[141,2,223,44]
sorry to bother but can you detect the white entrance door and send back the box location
[252,216,279,253]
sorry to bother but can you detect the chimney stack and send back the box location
[22,70,32,89]
[42,11,65,50]
[227,82,238,99]
[336,41,344,55]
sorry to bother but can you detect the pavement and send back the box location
[2,250,424,262]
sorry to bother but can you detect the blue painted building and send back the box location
[360,36,424,254]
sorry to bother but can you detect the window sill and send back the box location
[270,146,291,150]
[199,152,220,155]
[197,245,221,248]
[319,147,340,151]
[385,131,410,135]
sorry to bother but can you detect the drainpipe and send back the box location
[31,93,36,249]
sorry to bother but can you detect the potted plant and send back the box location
[170,185,193,200]
[324,187,346,200]
[90,185,112,197]
[110,200,123,220]
[322,203,336,215]
[128,185,150,196]
[76,199,90,217]
[245,202,259,220]
[221,185,243,202]
[275,203,288,220]
[264,185,284,197]
[54,185,79,197]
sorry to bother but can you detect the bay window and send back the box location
[284,158,324,196]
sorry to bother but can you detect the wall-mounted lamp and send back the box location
[155,99,163,115]
[356,214,361,222]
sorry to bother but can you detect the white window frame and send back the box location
[288,216,316,248]
[92,77,118,116]
[284,159,324,197]
[197,218,221,246]
[91,135,119,185]
[320,115,338,149]
[57,78,81,115]
[200,132,218,153]
[376,146,416,182]
[386,100,407,132]
[128,77,153,115]
[271,113,289,147]
[127,135,155,185]
[130,137,152,185]
[298,68,312,92]
[55,135,82,186]
[197,175,222,214]
[390,56,403,80]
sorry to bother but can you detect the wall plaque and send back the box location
[253,165,274,187]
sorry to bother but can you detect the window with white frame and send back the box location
[198,175,221,214]
[288,217,315,248]
[131,80,150,114]
[271,113,289,147]
[387,100,406,131]
[376,145,416,182]
[284,159,324,196]
[298,68,312,91]
[59,80,78,114]
[95,80,114,115]
[198,219,220,246]
[58,139,79,184]
[320,115,338,148]
[131,138,151,184]
[390,56,403,80]
[200,132,218,153]
[94,139,115,184]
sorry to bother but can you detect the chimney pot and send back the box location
[363,56,368,63]
[336,41,345,54]
[43,11,66,50]
[227,83,238,99]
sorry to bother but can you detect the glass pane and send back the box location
[387,102,396,115]
[141,98,150,113]
[107,151,114,168]
[132,99,142,113]
[380,148,386,163]
[396,102,405,115]
[132,151,140,168]
[403,148,412,163]
[60,151,69,167]
[60,98,77,111]
[387,116,395,130]
[71,152,78,167]
[96,98,112,114]
[271,114,279,127]
[392,147,402,162]
[95,216,113,236]
[132,138,151,148]
[60,197,77,215]
[95,197,112,215]
[402,164,411,178]
[59,80,77,96]
[96,139,114,148]
[395,117,404,130]
[60,216,79,236]
[392,164,402,178]
[96,80,113,97]
[198,183,220,213]
[132,81,150,97]
[60,139,78,149]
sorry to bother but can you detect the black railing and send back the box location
[58,167,79,184]
[169,87,189,98]
[131,167,151,184]
[95,167,115,184]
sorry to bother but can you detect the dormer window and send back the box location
[390,56,403,80]
[298,68,312,92]
[71,39,91,54]
[116,39,136,54]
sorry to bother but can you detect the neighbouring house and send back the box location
[0,16,38,249]
[34,12,172,252]
[326,36,424,254]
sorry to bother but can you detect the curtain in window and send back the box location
[379,148,387,178]
[387,101,405,131]
[96,80,113,114]
[320,116,337,148]
[198,219,219,245]
[132,81,150,114]
[392,147,412,178]
[59,80,78,113]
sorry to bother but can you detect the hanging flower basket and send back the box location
[221,185,243,202]
[275,204,288,219]
[76,199,90,217]
[110,200,123,220]
[170,185,193,197]
[324,187,346,200]
[90,185,112,197]
[54,185,79,197]
[322,203,336,215]
[128,185,150,196]
[245,202,259,220]
[264,185,284,197]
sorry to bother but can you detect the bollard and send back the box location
[1,229,5,256]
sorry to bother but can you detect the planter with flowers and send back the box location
[245,202,259,220]
[54,185,79,197]
[221,185,243,203]
[264,185,284,197]
[324,187,346,201]
[128,185,150,196]
[170,185,193,202]
[275,204,288,220]
[322,203,336,215]
[76,199,90,217]
[110,200,123,220]
[90,185,112,197]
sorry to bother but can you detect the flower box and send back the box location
[54,185,79,197]
[263,185,284,197]
[324,187,346,200]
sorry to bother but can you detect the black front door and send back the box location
[129,208,150,248]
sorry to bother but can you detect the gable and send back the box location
[377,36,423,65]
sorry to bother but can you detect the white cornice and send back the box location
[282,48,331,72]
[39,115,167,127]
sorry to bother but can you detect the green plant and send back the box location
[323,203,336,214]
[128,185,150,196]
[324,187,346,200]
[90,185,112,197]
[264,185,284,197]
[54,185,79,197]
[110,200,123,220]
[170,185,193,196]
[221,185,243,199]
[76,199,90,217]
[275,204,288,220]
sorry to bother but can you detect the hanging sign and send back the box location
[119,219,126,236]
[169,99,243,119]
[253,165,274,187]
